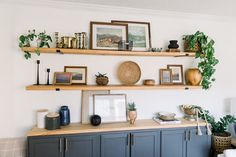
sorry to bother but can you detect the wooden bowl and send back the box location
[143,79,155,86]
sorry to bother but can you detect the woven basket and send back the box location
[212,133,232,153]
[184,41,200,52]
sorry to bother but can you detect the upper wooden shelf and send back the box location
[26,85,201,91]
[21,47,195,57]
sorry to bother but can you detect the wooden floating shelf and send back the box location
[26,85,201,91]
[21,47,195,57]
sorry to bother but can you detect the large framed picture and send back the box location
[159,69,172,85]
[64,66,87,85]
[93,94,127,123]
[112,20,151,51]
[167,65,184,84]
[90,22,128,50]
[53,72,72,85]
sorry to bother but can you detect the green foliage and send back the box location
[18,30,52,59]
[128,102,136,111]
[198,109,236,134]
[95,72,108,78]
[183,31,219,90]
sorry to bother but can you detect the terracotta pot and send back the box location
[185,68,202,86]
[128,111,137,124]
[212,132,232,153]
[96,77,109,86]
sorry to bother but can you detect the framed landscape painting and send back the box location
[90,22,128,50]
[112,20,151,51]
[167,65,184,85]
[64,66,87,85]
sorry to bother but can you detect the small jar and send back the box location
[59,106,70,126]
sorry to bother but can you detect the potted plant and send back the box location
[95,72,109,86]
[183,31,219,90]
[127,102,137,124]
[19,30,52,59]
[198,108,236,153]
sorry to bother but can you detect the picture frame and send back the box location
[111,20,151,51]
[159,69,172,85]
[93,94,127,123]
[167,65,184,85]
[90,22,128,50]
[64,66,87,85]
[53,72,72,85]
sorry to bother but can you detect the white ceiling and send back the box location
[51,0,236,17]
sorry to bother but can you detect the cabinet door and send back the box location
[101,133,129,157]
[161,129,187,157]
[131,131,160,157]
[187,128,211,157]
[28,137,63,157]
[64,134,100,157]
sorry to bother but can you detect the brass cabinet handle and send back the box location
[59,138,62,153]
[65,138,68,152]
[185,131,188,141]
[127,134,130,146]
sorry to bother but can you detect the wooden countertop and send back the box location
[27,119,206,137]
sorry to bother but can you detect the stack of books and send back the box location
[153,117,181,124]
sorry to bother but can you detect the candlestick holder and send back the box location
[46,68,51,85]
[35,60,40,85]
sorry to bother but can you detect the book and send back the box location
[153,117,181,124]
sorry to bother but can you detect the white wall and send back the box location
[1,0,236,138]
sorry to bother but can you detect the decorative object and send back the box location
[64,66,87,85]
[168,40,179,49]
[46,68,50,85]
[143,79,155,86]
[36,109,48,128]
[90,22,128,50]
[185,68,202,86]
[117,61,141,85]
[157,112,176,121]
[45,112,60,130]
[198,108,236,153]
[118,40,133,51]
[149,48,162,52]
[95,72,109,86]
[19,29,52,59]
[153,117,181,124]
[53,72,72,85]
[82,32,88,49]
[93,94,127,123]
[167,65,184,85]
[166,49,181,52]
[61,36,75,49]
[55,32,59,48]
[127,102,137,124]
[180,105,201,121]
[183,31,219,89]
[112,20,151,51]
[159,69,172,85]
[90,115,101,126]
[59,106,70,126]
[35,60,40,85]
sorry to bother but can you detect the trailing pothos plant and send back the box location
[19,30,52,59]
[183,31,219,90]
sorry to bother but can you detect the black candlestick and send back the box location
[36,60,40,85]
[46,68,50,85]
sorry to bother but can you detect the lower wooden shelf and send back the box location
[25,85,201,91]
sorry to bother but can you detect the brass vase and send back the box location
[128,111,137,124]
[185,68,202,86]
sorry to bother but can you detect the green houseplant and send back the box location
[95,72,109,86]
[198,108,236,152]
[19,30,52,59]
[183,31,219,90]
[127,102,137,124]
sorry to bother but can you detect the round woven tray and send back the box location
[117,61,141,85]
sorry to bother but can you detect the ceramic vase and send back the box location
[185,68,202,86]
[128,111,137,124]
[168,40,179,49]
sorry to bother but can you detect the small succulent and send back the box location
[95,72,108,78]
[128,102,137,111]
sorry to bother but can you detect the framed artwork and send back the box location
[111,20,151,51]
[93,94,127,123]
[167,65,184,84]
[159,69,172,85]
[90,22,128,50]
[53,72,72,85]
[64,66,87,85]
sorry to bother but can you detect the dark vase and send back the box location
[168,40,179,49]
[59,106,70,126]
[90,115,101,126]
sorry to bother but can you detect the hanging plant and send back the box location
[183,31,219,90]
[18,30,52,59]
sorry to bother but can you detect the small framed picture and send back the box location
[53,72,72,85]
[64,66,87,85]
[167,65,184,84]
[93,94,127,123]
[160,69,172,85]
[111,20,151,51]
[90,22,128,50]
